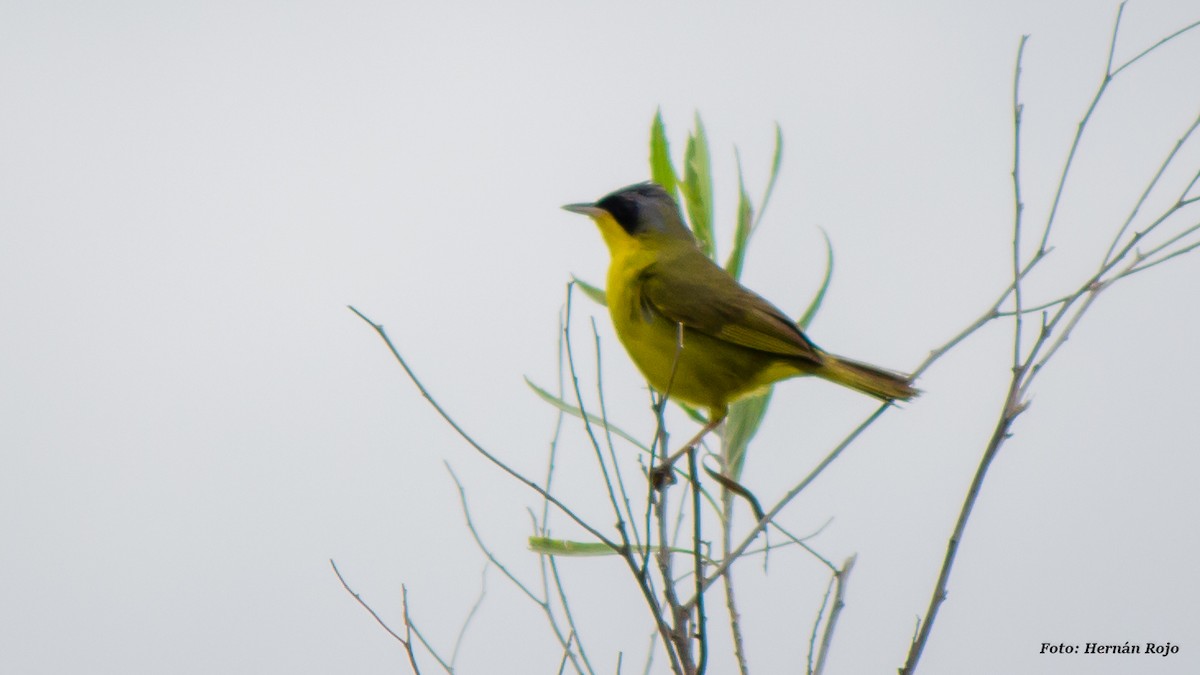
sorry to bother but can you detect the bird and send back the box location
[563,182,916,470]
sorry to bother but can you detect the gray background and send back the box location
[3,2,1198,673]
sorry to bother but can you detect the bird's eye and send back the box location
[598,194,641,235]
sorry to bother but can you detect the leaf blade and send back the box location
[680,113,715,259]
[752,123,784,233]
[724,148,754,281]
[571,276,607,307]
[525,377,649,453]
[723,389,773,480]
[798,229,834,331]
[649,108,679,198]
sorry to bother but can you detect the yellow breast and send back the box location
[603,241,787,416]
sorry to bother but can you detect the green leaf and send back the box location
[571,276,607,307]
[702,463,765,520]
[529,537,714,562]
[525,377,650,453]
[753,123,784,233]
[529,537,621,556]
[676,400,708,424]
[723,389,773,481]
[680,113,715,260]
[529,378,721,513]
[724,148,754,281]
[649,108,678,198]
[797,229,834,331]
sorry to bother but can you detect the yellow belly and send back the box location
[605,250,801,416]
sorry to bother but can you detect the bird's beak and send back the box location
[562,203,604,218]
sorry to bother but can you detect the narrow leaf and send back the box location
[649,108,679,198]
[702,464,766,521]
[677,400,708,424]
[571,275,607,307]
[525,377,650,453]
[529,537,715,562]
[724,148,754,281]
[529,378,722,512]
[529,537,621,556]
[680,113,715,259]
[798,229,834,331]
[752,123,784,233]
[723,389,773,480]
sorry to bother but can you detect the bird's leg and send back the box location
[650,417,722,489]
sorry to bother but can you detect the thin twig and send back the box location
[1011,35,1029,366]
[721,483,750,675]
[1125,233,1200,277]
[900,10,1200,670]
[534,309,590,675]
[540,308,569,531]
[548,555,596,675]
[348,305,617,550]
[563,287,634,551]
[688,446,708,674]
[901,29,1036,675]
[812,555,855,675]
[446,465,543,606]
[556,632,575,675]
[805,574,835,675]
[722,561,749,675]
[407,622,452,673]
[560,290,682,673]
[330,561,423,674]
[914,243,1048,380]
[648,324,693,674]
[1133,205,1200,263]
[643,390,661,581]
[450,565,489,671]
[900,374,1027,675]
[683,404,889,612]
[592,316,642,552]
[1036,4,1122,253]
[670,472,692,548]
[1110,8,1200,77]
[1101,111,1200,268]
[446,465,585,674]
[642,632,657,675]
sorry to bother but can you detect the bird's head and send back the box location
[563,182,695,254]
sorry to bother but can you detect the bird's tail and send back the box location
[819,354,919,402]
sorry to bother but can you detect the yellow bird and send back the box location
[564,182,916,454]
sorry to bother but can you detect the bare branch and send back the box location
[348,305,618,551]
[563,286,635,550]
[591,316,642,551]
[684,404,890,612]
[330,561,424,674]
[688,447,708,674]
[1110,10,1200,76]
[1011,35,1030,367]
[1101,111,1200,268]
[806,575,835,675]
[548,555,597,675]
[812,555,856,675]
[451,565,489,671]
[899,373,1028,675]
[899,10,1200,672]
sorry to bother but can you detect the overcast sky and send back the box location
[3,2,1199,674]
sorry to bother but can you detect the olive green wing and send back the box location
[639,252,824,365]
